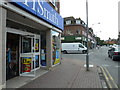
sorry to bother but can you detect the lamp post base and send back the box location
[86,54,89,71]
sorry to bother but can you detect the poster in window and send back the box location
[54,50,60,65]
[35,39,39,52]
[21,57,31,72]
[35,55,39,68]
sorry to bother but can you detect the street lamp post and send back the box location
[86,0,89,71]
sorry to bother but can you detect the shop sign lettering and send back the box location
[10,0,64,30]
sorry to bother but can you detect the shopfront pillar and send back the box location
[46,30,52,69]
[59,33,62,62]
[0,7,7,89]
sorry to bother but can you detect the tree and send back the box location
[95,37,100,45]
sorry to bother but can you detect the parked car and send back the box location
[108,45,120,61]
[62,43,87,54]
[109,45,113,48]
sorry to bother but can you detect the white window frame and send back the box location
[76,20,81,24]
[66,20,71,25]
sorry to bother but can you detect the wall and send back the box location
[0,7,6,89]
[63,25,85,36]
[46,30,52,69]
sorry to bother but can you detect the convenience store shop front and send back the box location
[0,0,63,88]
[6,30,41,80]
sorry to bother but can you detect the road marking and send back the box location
[104,67,113,81]
[100,66,112,88]
[102,65,120,68]
[104,67,119,88]
[102,65,110,67]
[88,52,93,55]
[100,66,109,81]
[115,66,120,68]
[84,64,94,67]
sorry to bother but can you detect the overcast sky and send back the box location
[60,0,119,40]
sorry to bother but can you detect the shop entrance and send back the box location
[6,33,19,80]
[6,28,41,79]
[20,35,40,76]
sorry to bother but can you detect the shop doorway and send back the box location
[20,35,41,77]
[6,33,19,80]
[6,28,41,78]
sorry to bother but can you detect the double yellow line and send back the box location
[100,66,118,89]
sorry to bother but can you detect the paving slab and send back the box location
[20,57,102,88]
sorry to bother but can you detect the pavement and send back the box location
[17,55,104,88]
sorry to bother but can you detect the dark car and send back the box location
[108,45,120,61]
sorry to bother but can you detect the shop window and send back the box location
[21,57,32,73]
[35,55,39,68]
[22,37,31,53]
[41,33,47,66]
[52,31,61,65]
[35,39,39,52]
[6,33,19,80]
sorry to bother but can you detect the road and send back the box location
[62,46,120,88]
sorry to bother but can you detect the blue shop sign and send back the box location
[10,0,64,30]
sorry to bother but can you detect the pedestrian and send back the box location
[97,45,99,49]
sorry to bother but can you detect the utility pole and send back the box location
[86,0,89,71]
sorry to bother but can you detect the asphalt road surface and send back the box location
[62,46,120,88]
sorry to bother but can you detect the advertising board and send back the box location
[10,0,64,30]
[21,57,32,72]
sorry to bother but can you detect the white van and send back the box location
[62,43,87,54]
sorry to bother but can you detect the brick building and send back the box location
[104,40,118,45]
[61,16,96,48]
